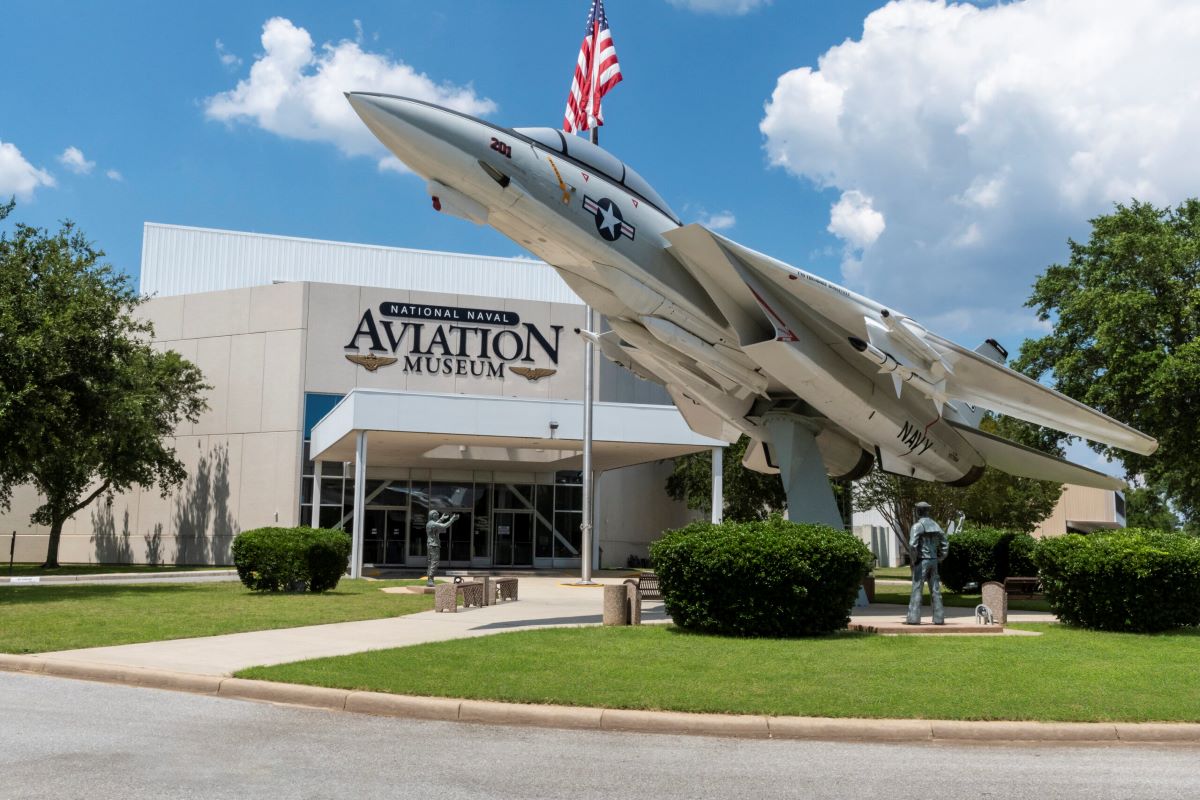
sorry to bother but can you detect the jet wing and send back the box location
[924,334,1158,457]
[946,420,1126,491]
[663,224,1158,458]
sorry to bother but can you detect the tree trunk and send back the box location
[42,517,63,569]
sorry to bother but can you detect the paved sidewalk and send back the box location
[24,576,1055,676]
[30,576,667,675]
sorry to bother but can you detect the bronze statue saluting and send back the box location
[425,510,459,587]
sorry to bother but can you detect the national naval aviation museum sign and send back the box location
[345,302,562,379]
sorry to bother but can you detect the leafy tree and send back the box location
[1014,199,1200,526]
[666,436,786,522]
[1124,484,1181,531]
[854,414,1063,561]
[0,206,209,567]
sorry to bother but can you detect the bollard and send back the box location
[626,581,641,626]
[603,584,629,626]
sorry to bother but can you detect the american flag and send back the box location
[563,0,623,134]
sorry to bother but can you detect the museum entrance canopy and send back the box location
[309,389,724,472]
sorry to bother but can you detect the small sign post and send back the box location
[8,530,14,576]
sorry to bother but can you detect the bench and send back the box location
[483,577,519,605]
[434,580,486,612]
[624,572,661,601]
[1003,576,1043,600]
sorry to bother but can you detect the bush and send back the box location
[649,516,873,637]
[1033,528,1200,632]
[939,527,1039,592]
[232,527,352,593]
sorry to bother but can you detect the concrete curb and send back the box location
[2,654,1198,745]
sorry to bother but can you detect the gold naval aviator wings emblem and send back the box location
[345,353,398,372]
[510,366,557,382]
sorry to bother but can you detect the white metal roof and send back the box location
[139,222,582,304]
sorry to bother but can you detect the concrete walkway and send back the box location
[24,576,1053,677]
[31,577,668,675]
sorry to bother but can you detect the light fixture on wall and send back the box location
[549,420,559,439]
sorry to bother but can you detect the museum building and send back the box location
[2,223,721,571]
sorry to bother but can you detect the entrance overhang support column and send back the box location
[350,431,368,579]
[310,460,322,529]
[711,446,724,524]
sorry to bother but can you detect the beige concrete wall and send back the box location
[1033,485,1122,537]
[1,283,307,565]
[595,460,702,569]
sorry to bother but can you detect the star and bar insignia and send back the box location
[582,195,636,242]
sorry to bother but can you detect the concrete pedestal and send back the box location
[627,582,641,626]
[981,581,1008,624]
[603,584,629,626]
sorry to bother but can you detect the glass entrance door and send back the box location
[443,511,473,565]
[362,508,407,566]
[493,511,534,567]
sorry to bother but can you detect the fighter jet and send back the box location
[346,92,1157,526]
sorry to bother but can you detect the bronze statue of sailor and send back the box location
[905,501,949,625]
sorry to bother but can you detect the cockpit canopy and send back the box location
[514,127,680,224]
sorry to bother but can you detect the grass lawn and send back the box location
[0,579,432,654]
[1,563,224,577]
[871,566,912,580]
[873,588,1052,613]
[238,623,1200,723]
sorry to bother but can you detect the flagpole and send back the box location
[577,126,600,586]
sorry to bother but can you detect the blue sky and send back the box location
[2,0,1197,374]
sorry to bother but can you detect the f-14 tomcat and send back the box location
[346,92,1157,526]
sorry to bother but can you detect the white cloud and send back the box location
[106,169,124,182]
[205,17,496,172]
[58,146,94,175]
[827,190,884,249]
[215,39,242,68]
[666,0,771,14]
[699,210,737,231]
[760,0,1200,340]
[0,141,55,200]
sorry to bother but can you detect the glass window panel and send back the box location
[409,502,429,557]
[320,478,344,505]
[300,474,314,506]
[429,481,482,510]
[553,512,582,558]
[495,484,534,510]
[473,512,490,558]
[372,480,412,507]
[555,470,583,485]
[301,441,312,477]
[363,480,387,504]
[298,504,311,526]
[535,514,553,558]
[555,485,583,512]
[319,506,346,530]
[322,461,346,478]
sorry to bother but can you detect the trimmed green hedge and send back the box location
[939,527,1039,593]
[1034,529,1200,632]
[649,516,872,637]
[232,527,351,593]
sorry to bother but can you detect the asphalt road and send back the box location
[2,672,1197,800]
